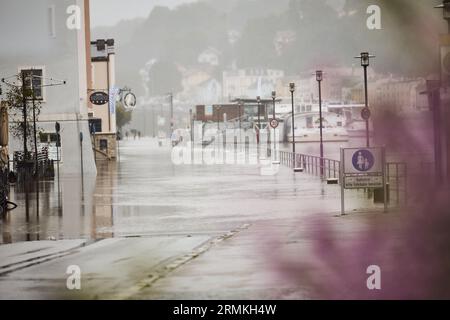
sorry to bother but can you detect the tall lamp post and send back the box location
[28,72,39,173]
[315,70,324,178]
[167,92,174,136]
[256,95,261,130]
[271,91,278,163]
[238,102,242,149]
[256,96,261,160]
[432,0,450,184]
[435,0,450,33]
[289,83,296,168]
[189,108,194,163]
[355,52,375,148]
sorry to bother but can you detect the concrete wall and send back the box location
[0,0,96,176]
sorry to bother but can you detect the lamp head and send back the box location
[355,52,375,67]
[289,82,295,93]
[315,70,323,82]
[271,91,276,99]
[435,1,450,19]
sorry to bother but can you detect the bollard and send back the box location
[294,154,304,172]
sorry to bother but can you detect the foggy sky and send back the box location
[90,0,198,27]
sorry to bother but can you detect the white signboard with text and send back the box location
[342,147,384,189]
[340,147,387,215]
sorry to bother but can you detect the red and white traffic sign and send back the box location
[361,107,371,121]
[270,119,279,129]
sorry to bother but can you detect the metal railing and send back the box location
[386,162,407,207]
[279,151,340,180]
[12,150,55,180]
[279,150,408,206]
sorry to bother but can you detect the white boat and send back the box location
[287,127,349,142]
[286,112,349,143]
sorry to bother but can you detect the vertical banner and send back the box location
[109,86,119,114]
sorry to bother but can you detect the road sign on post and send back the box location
[361,107,371,121]
[340,147,387,215]
[270,119,279,129]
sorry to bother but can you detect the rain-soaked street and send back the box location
[1,137,377,243]
[0,138,397,299]
[3,0,450,306]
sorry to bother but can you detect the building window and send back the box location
[20,68,44,100]
[39,132,58,143]
[89,118,102,134]
[99,139,108,151]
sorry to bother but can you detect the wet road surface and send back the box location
[0,138,391,299]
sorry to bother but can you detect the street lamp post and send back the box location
[189,108,194,163]
[256,96,261,131]
[271,91,278,163]
[432,0,450,184]
[315,71,324,178]
[435,0,450,33]
[238,102,242,149]
[216,106,220,131]
[256,96,261,160]
[168,92,174,136]
[355,52,375,148]
[289,83,296,169]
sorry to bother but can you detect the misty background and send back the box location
[90,0,447,132]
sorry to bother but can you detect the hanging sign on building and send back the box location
[90,91,109,105]
[123,92,137,110]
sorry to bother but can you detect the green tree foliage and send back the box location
[116,101,132,130]
[147,60,183,96]
[108,0,446,99]
[4,74,41,151]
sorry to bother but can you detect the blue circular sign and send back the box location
[352,149,374,172]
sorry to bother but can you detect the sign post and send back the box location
[340,148,345,215]
[340,147,387,215]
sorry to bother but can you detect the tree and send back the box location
[4,74,42,158]
[116,101,132,130]
[146,60,182,96]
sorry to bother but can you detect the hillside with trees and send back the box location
[92,0,447,98]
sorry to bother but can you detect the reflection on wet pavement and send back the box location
[1,138,379,244]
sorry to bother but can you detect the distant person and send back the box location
[171,131,179,147]
[125,131,129,140]
[138,131,141,139]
